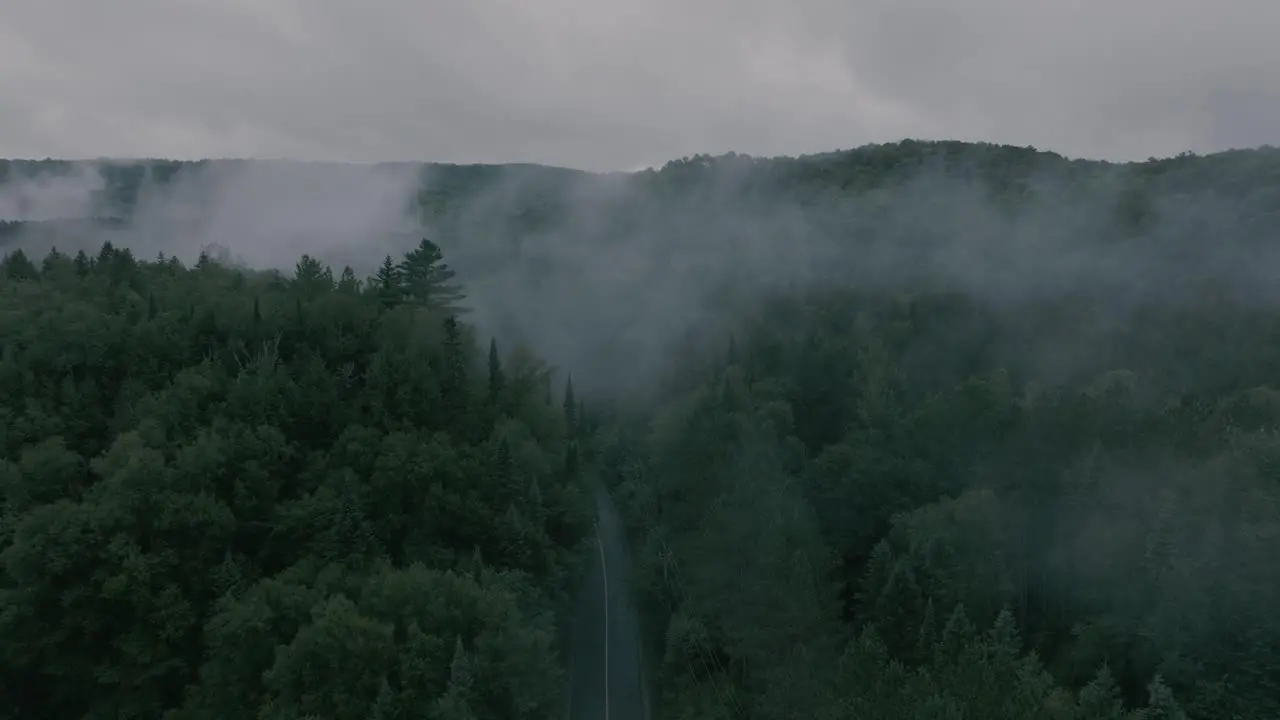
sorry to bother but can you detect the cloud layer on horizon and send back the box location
[1,1,1277,171]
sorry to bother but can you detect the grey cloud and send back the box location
[834,1,1280,158]
[3,1,1274,170]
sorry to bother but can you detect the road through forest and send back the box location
[567,487,650,720]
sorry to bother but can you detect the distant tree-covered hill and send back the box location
[3,144,1277,278]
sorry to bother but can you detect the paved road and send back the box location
[567,488,650,720]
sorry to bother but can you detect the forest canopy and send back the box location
[3,141,1280,719]
[0,240,594,719]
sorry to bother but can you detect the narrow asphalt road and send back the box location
[567,488,650,720]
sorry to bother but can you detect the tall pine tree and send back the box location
[398,238,466,314]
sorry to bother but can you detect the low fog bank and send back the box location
[3,143,1280,397]
[0,161,106,221]
[0,159,422,270]
[425,144,1280,397]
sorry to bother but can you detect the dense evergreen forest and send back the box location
[0,239,595,718]
[4,140,1280,718]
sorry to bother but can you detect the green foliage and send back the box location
[398,238,467,314]
[608,284,1280,719]
[6,142,1280,718]
[0,239,588,719]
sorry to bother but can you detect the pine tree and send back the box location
[1075,665,1127,720]
[96,240,115,267]
[563,374,576,434]
[449,636,472,686]
[293,254,334,297]
[1142,676,1188,720]
[337,266,361,294]
[441,315,469,431]
[564,440,580,480]
[372,255,402,309]
[397,238,466,313]
[41,246,64,275]
[2,249,37,280]
[914,598,937,665]
[487,338,505,410]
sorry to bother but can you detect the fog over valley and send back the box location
[6,145,1280,399]
[2,2,1280,718]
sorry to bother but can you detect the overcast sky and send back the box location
[1,1,1276,172]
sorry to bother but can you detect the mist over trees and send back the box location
[3,140,1280,718]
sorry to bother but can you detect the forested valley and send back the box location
[3,141,1280,719]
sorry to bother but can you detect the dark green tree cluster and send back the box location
[604,287,1280,719]
[0,240,593,719]
[370,238,467,314]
